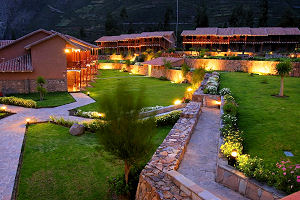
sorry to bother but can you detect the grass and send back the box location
[0,111,13,119]
[17,123,172,200]
[12,92,75,108]
[220,72,300,163]
[80,70,189,112]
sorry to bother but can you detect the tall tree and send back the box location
[105,12,119,35]
[194,5,209,28]
[163,7,173,30]
[120,7,128,21]
[229,5,253,27]
[97,81,156,185]
[258,0,268,27]
[275,61,293,97]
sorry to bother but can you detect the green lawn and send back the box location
[220,72,300,163]
[17,123,172,200]
[12,92,75,108]
[80,70,189,112]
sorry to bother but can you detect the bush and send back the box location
[191,68,205,88]
[108,165,144,199]
[223,94,235,103]
[155,110,181,127]
[181,63,190,78]
[223,102,238,116]
[219,88,231,96]
[220,141,243,158]
[0,96,36,108]
[221,114,237,127]
[205,85,218,95]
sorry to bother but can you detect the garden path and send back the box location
[178,107,248,200]
[0,93,95,200]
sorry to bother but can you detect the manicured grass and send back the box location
[80,70,189,112]
[220,72,300,163]
[0,111,13,119]
[17,123,172,200]
[12,92,75,108]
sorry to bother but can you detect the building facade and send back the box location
[0,29,98,95]
[95,31,176,54]
[181,27,300,53]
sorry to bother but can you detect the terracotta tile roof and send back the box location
[0,40,15,48]
[64,34,98,48]
[95,31,175,42]
[182,27,300,36]
[142,57,183,66]
[0,54,33,72]
[0,29,52,50]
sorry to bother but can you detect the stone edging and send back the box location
[216,96,285,200]
[140,103,187,118]
[136,101,203,199]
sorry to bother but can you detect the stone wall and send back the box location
[185,58,300,76]
[216,165,283,200]
[0,78,67,95]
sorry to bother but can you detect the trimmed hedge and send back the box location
[0,96,36,108]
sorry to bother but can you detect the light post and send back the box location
[228,149,238,166]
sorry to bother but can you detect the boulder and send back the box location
[69,123,85,136]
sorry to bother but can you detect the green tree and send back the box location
[192,68,205,89]
[181,63,190,79]
[275,61,293,97]
[36,76,47,101]
[229,5,253,27]
[258,0,268,27]
[194,5,209,28]
[97,82,156,185]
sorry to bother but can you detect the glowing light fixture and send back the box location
[26,118,31,124]
[269,51,273,55]
[215,101,221,105]
[87,92,90,96]
[203,55,207,58]
[231,149,238,158]
[64,48,70,53]
[1,106,6,111]
[187,87,193,92]
[174,99,182,105]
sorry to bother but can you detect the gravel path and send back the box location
[0,93,95,200]
[178,107,249,200]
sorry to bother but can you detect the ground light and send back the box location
[87,92,90,96]
[25,118,31,125]
[174,99,182,105]
[187,87,193,92]
[228,149,238,166]
[1,106,6,111]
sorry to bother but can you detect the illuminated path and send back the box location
[0,93,95,200]
[178,107,249,200]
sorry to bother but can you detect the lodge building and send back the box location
[0,29,99,95]
[95,31,176,54]
[181,27,300,53]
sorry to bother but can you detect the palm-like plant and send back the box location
[36,76,47,101]
[275,61,293,97]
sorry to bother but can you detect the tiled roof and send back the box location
[181,27,300,36]
[64,34,98,48]
[142,57,183,66]
[0,40,15,48]
[95,31,175,42]
[0,54,33,72]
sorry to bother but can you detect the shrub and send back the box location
[224,94,235,103]
[219,88,231,96]
[181,63,190,78]
[0,96,36,108]
[155,110,181,127]
[223,102,238,116]
[220,141,243,158]
[221,114,237,127]
[191,68,205,88]
[205,85,218,95]
[36,76,47,101]
[74,109,105,119]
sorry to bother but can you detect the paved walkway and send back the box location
[178,107,248,200]
[0,93,95,200]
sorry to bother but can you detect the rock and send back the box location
[69,123,85,136]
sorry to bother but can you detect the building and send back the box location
[95,31,176,54]
[0,29,99,95]
[181,27,300,53]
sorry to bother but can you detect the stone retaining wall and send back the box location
[136,102,202,199]
[0,78,67,95]
[139,104,186,118]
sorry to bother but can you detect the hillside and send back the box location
[0,0,299,42]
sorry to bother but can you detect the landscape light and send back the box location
[187,87,193,92]
[25,118,31,125]
[228,149,238,166]
[215,101,221,105]
[98,113,105,118]
[1,106,6,111]
[87,92,90,96]
[231,149,238,158]
[174,99,182,105]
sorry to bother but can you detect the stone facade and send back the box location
[0,78,67,95]
[136,101,202,200]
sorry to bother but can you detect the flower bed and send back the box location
[0,96,36,108]
[218,89,300,195]
[203,72,220,95]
